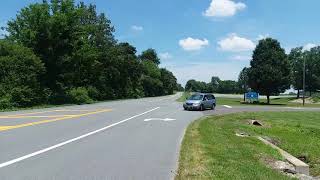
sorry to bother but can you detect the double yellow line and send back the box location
[0,109,113,132]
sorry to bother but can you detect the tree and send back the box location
[1,0,180,108]
[209,76,221,92]
[139,49,160,65]
[238,67,249,100]
[160,68,177,95]
[217,80,239,94]
[248,38,291,104]
[288,47,304,98]
[304,47,320,96]
[0,40,45,107]
[6,0,116,103]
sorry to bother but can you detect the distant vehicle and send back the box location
[183,93,216,111]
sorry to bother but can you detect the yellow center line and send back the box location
[2,109,106,118]
[0,115,77,119]
[0,109,113,132]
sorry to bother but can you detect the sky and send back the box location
[1,0,320,85]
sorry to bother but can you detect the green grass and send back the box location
[177,91,191,102]
[176,112,320,179]
[217,97,320,107]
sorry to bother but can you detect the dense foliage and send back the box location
[0,0,179,108]
[0,40,45,108]
[185,77,241,94]
[289,46,320,97]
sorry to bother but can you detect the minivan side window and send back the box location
[207,95,213,100]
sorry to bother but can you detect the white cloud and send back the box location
[231,55,251,61]
[159,52,172,60]
[179,37,209,51]
[256,34,270,41]
[218,33,255,52]
[204,0,246,17]
[131,25,143,31]
[303,43,317,51]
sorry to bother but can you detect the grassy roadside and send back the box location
[176,92,320,107]
[177,91,191,102]
[176,112,320,179]
[217,97,320,107]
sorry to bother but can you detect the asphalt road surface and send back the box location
[0,93,319,180]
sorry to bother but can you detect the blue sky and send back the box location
[1,0,320,85]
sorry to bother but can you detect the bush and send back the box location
[0,40,45,108]
[67,87,93,105]
[87,86,100,100]
[312,93,320,103]
[0,94,14,109]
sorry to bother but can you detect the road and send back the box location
[0,93,319,180]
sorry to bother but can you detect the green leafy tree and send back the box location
[139,49,160,65]
[160,68,177,95]
[217,80,240,94]
[238,68,249,92]
[248,38,291,104]
[304,47,320,96]
[288,47,304,98]
[0,40,45,107]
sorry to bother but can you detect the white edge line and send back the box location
[0,107,160,169]
[223,105,233,109]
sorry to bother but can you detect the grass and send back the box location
[177,91,191,102]
[176,112,320,179]
[217,97,320,107]
[177,92,320,107]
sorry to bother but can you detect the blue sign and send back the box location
[245,92,259,102]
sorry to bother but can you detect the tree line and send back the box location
[185,77,243,94]
[186,38,320,104]
[0,0,180,108]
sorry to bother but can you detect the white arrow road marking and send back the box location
[144,118,176,122]
[223,105,233,109]
[0,107,160,169]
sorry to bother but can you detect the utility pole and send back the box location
[303,57,306,106]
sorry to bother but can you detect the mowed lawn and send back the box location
[176,112,320,179]
[218,97,320,107]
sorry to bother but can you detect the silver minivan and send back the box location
[183,93,216,111]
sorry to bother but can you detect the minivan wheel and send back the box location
[211,104,216,110]
[200,105,204,111]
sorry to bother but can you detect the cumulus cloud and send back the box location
[218,33,255,52]
[131,25,143,31]
[256,34,270,41]
[303,43,317,51]
[204,0,246,17]
[179,37,209,51]
[159,52,172,60]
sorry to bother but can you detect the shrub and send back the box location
[0,94,14,109]
[87,86,100,100]
[67,87,93,105]
[312,93,320,103]
[0,40,44,108]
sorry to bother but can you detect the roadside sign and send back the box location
[245,92,259,103]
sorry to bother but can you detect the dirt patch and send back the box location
[263,136,281,146]
[290,98,320,104]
